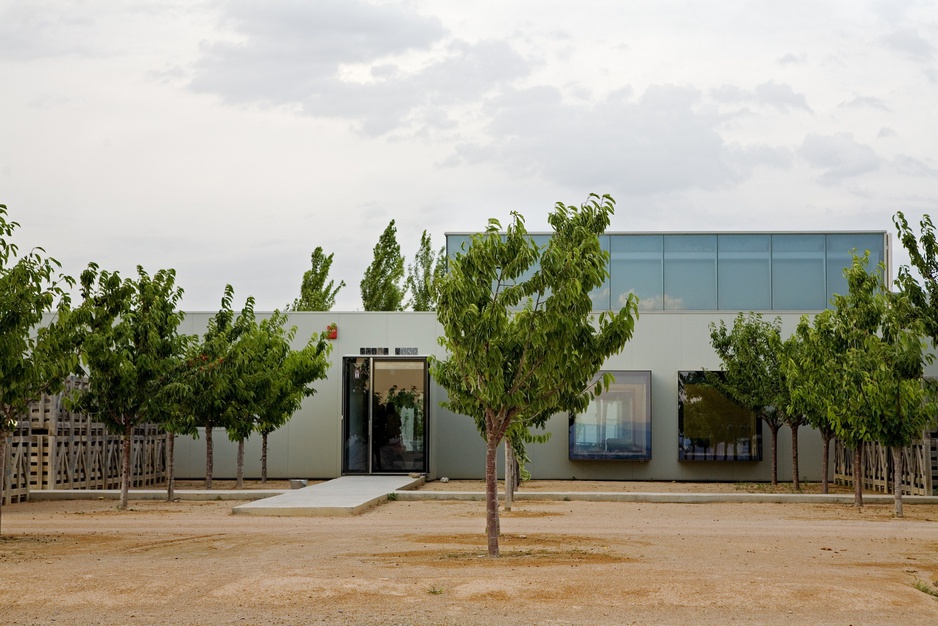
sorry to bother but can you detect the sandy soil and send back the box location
[1,484,937,625]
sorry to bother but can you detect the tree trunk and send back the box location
[120,423,132,510]
[205,425,213,490]
[820,432,832,495]
[853,445,863,508]
[504,443,514,511]
[236,439,244,489]
[769,423,780,485]
[0,432,8,535]
[485,429,500,557]
[166,432,175,502]
[790,422,800,492]
[261,432,268,484]
[892,446,904,518]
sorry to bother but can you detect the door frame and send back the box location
[341,355,430,475]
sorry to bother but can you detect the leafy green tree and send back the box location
[0,204,76,529]
[184,287,257,489]
[360,220,405,311]
[72,264,186,510]
[405,230,446,311]
[789,254,937,510]
[253,313,331,483]
[894,211,938,341]
[431,194,639,556]
[290,247,345,311]
[782,328,837,494]
[709,314,794,486]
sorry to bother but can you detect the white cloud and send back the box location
[799,133,882,185]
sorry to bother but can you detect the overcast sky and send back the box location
[2,1,937,311]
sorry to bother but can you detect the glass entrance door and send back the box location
[342,357,429,474]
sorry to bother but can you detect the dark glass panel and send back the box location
[343,358,370,473]
[678,371,762,461]
[569,371,652,460]
[372,359,428,473]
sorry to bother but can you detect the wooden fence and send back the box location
[834,434,938,496]
[1,379,166,505]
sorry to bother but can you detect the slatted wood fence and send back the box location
[834,433,938,496]
[2,378,166,505]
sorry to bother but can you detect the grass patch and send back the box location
[386,492,399,501]
[913,579,938,600]
[428,585,444,595]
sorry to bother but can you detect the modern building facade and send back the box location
[173,230,910,483]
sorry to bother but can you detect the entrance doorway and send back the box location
[342,357,429,474]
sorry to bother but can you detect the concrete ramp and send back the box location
[232,475,424,517]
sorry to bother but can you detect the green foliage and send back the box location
[72,263,187,509]
[787,254,938,507]
[405,230,446,311]
[290,247,345,311]
[252,310,332,438]
[360,220,405,311]
[894,211,938,342]
[431,193,639,555]
[0,204,77,432]
[709,313,793,483]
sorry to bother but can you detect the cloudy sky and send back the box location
[2,0,937,311]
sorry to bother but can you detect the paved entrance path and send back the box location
[232,475,424,517]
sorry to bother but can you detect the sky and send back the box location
[2,0,937,311]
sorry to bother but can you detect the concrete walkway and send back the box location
[27,480,938,514]
[232,475,425,517]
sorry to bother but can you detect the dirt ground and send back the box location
[2,481,938,625]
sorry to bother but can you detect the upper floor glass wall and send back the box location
[446,232,887,312]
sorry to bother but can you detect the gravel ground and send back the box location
[2,481,937,625]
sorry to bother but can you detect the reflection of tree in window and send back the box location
[679,371,759,461]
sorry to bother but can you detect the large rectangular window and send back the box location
[569,371,652,460]
[718,235,771,310]
[610,235,663,310]
[826,234,886,303]
[664,235,717,310]
[771,235,826,310]
[678,371,761,461]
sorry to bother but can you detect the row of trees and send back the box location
[291,223,446,312]
[710,248,938,516]
[0,204,332,518]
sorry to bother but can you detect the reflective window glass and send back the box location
[445,234,472,259]
[610,236,663,310]
[826,234,885,302]
[569,371,652,460]
[717,235,771,311]
[678,371,762,461]
[772,235,826,309]
[664,235,717,310]
[590,235,612,311]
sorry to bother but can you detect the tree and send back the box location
[183,287,256,489]
[894,211,938,341]
[253,312,332,483]
[782,328,837,494]
[430,194,639,556]
[405,230,446,311]
[709,314,794,487]
[0,204,76,531]
[290,247,345,311]
[73,264,186,510]
[789,254,937,510]
[360,220,405,311]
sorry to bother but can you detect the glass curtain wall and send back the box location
[447,232,886,312]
